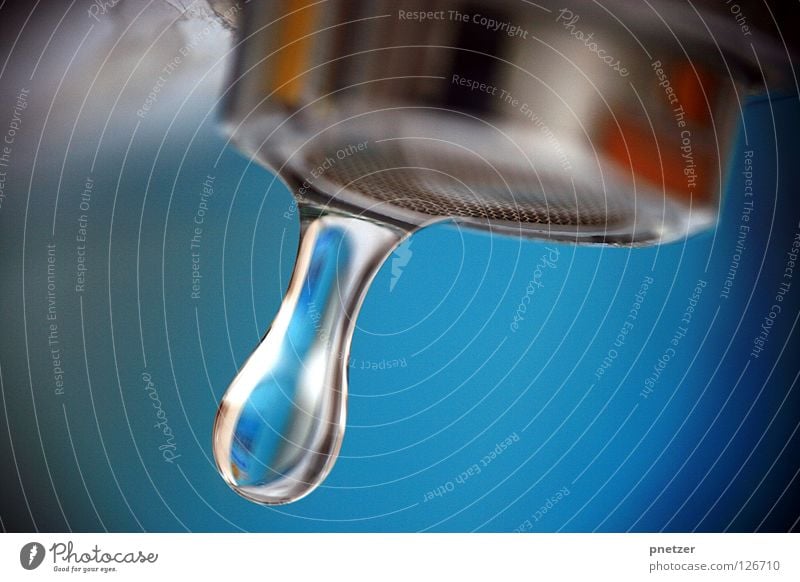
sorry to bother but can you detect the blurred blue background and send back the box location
[1,92,798,532]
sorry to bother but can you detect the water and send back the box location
[213,209,404,504]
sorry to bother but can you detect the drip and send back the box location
[213,206,404,504]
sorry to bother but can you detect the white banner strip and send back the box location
[1,533,798,581]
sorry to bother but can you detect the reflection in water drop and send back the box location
[230,227,346,486]
[213,209,404,504]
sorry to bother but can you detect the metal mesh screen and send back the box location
[309,140,633,227]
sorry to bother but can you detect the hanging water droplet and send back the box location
[213,207,404,504]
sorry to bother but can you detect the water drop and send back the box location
[213,207,404,504]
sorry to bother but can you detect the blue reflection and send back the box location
[230,227,347,485]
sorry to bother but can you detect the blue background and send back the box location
[1,87,799,532]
